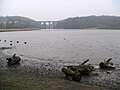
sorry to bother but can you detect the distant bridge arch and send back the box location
[39,21,57,29]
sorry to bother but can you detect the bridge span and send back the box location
[38,21,57,29]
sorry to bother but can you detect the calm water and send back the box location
[0,29,120,67]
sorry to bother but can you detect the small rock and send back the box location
[92,73,99,76]
[106,71,111,74]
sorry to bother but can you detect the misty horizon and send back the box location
[0,0,120,21]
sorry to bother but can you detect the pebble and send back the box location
[106,71,111,74]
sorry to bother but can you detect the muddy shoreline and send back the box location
[0,48,120,90]
[0,28,39,32]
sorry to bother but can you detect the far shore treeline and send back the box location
[0,15,120,29]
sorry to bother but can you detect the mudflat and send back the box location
[0,50,108,90]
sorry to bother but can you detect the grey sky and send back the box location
[0,0,120,21]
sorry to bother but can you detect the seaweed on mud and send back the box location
[0,47,12,50]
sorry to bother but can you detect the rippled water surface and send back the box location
[0,29,120,67]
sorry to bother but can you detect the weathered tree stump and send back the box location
[6,54,21,66]
[99,58,115,69]
[62,59,94,81]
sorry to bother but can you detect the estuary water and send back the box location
[0,29,120,67]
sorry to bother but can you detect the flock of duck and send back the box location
[0,39,27,46]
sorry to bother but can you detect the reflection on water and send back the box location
[0,29,120,67]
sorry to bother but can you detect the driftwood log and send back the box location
[67,59,94,75]
[62,59,94,81]
[62,67,82,81]
[6,54,21,66]
[99,58,115,69]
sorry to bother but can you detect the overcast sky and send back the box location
[0,0,120,21]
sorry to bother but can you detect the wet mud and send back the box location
[0,48,120,90]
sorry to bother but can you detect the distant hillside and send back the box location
[55,16,120,29]
[0,16,40,29]
[1,15,120,29]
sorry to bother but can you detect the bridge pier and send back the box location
[39,21,57,29]
[48,22,50,29]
